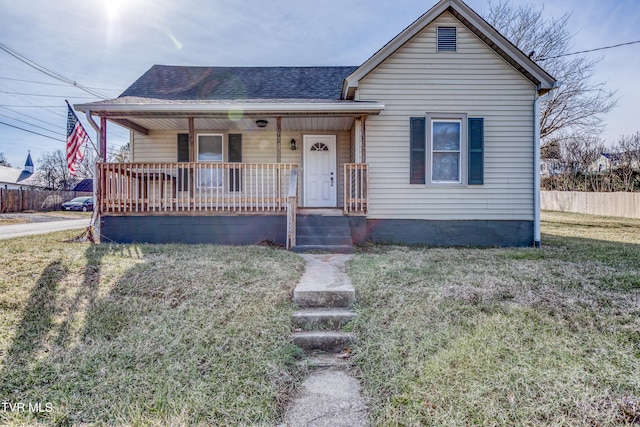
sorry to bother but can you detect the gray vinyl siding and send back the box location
[358,11,536,221]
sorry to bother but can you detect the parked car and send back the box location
[61,196,94,212]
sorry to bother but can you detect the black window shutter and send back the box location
[410,117,426,184]
[228,134,242,162]
[177,133,189,191]
[228,134,242,191]
[177,133,189,162]
[468,118,484,185]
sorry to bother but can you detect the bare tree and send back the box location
[34,150,77,190]
[75,147,96,179]
[616,132,640,191]
[486,2,617,143]
[110,143,130,163]
[0,152,11,167]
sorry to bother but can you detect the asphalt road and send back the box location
[0,218,90,240]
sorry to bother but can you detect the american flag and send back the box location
[66,104,88,176]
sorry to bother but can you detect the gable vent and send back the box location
[437,27,457,52]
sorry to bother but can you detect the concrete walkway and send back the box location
[0,218,90,240]
[285,254,368,426]
[284,369,368,426]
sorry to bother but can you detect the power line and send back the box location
[0,120,64,141]
[0,90,98,99]
[0,112,64,136]
[0,105,64,108]
[538,39,640,61]
[0,75,119,92]
[0,41,111,99]
[0,106,62,128]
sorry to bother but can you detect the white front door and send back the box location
[303,135,337,207]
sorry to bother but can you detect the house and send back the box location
[72,178,94,192]
[590,152,640,173]
[75,0,556,249]
[0,152,40,190]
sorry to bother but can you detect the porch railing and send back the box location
[98,162,298,214]
[344,163,368,214]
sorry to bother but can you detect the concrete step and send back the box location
[296,224,351,236]
[292,245,354,254]
[293,288,355,308]
[292,331,356,353]
[297,215,351,225]
[296,235,353,246]
[295,351,353,368]
[293,254,356,307]
[295,215,354,252]
[292,308,356,328]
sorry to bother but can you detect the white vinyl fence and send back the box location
[541,191,640,219]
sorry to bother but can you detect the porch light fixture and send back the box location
[290,139,297,150]
[255,119,268,128]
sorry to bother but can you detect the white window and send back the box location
[197,134,224,187]
[427,113,467,185]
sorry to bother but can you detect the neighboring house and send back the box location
[540,159,564,177]
[591,152,640,173]
[72,178,93,192]
[0,152,40,190]
[76,0,556,249]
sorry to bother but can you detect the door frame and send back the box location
[302,134,337,207]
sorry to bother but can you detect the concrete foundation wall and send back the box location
[102,215,287,245]
[366,219,533,247]
[541,191,640,219]
[102,216,532,247]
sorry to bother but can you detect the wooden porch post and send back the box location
[188,117,195,162]
[361,115,367,162]
[276,116,282,163]
[100,117,107,159]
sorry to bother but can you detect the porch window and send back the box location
[197,134,224,187]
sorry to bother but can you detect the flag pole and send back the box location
[66,99,101,243]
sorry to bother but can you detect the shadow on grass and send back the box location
[1,243,303,426]
[0,244,105,425]
[4,260,69,365]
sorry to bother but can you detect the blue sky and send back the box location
[0,0,638,169]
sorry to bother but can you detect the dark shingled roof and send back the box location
[120,65,359,101]
[73,178,93,192]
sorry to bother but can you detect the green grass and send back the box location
[0,232,306,426]
[348,211,640,426]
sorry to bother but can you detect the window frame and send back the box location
[426,113,467,186]
[196,133,225,188]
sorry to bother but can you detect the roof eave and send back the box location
[74,101,385,117]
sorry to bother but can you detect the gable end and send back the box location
[342,0,556,99]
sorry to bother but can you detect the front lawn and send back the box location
[0,233,305,426]
[348,211,640,426]
[2,211,639,425]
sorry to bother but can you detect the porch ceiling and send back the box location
[114,116,356,132]
[75,97,384,134]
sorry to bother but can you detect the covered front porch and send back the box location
[76,98,382,249]
[97,161,368,215]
